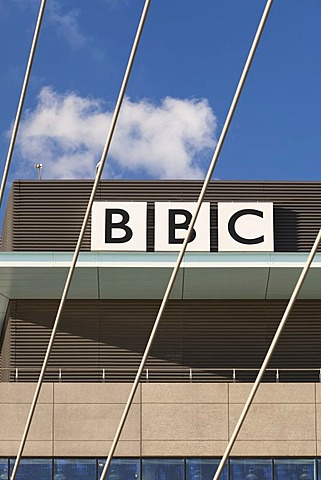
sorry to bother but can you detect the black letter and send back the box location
[228,209,264,245]
[168,209,196,244]
[105,209,133,243]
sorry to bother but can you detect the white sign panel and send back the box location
[154,202,210,252]
[218,202,274,252]
[91,202,147,251]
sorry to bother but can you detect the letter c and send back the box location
[228,209,264,245]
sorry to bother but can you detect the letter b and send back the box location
[105,209,133,243]
[168,209,196,244]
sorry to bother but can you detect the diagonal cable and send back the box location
[9,1,152,479]
[0,0,47,209]
[99,1,274,479]
[212,229,321,480]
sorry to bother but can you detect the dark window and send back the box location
[98,458,140,480]
[142,459,184,480]
[54,459,96,480]
[0,459,9,480]
[10,458,52,480]
[230,459,272,480]
[275,459,315,480]
[186,458,228,480]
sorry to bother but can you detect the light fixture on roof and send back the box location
[33,163,43,180]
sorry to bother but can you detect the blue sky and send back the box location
[0,0,321,186]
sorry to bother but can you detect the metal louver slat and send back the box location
[2,298,321,383]
[3,180,321,252]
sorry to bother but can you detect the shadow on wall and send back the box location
[2,299,321,383]
[274,207,297,252]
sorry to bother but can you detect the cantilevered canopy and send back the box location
[1,251,321,305]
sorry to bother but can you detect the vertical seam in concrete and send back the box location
[52,382,55,457]
[140,382,143,457]
[315,382,317,456]
[227,383,230,441]
[97,268,101,370]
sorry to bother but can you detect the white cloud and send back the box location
[14,0,88,48]
[17,87,217,180]
[47,0,88,49]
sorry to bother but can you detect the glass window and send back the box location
[230,459,272,480]
[275,459,315,480]
[0,459,8,480]
[98,458,140,480]
[142,459,184,480]
[54,459,96,480]
[186,458,228,480]
[9,458,52,480]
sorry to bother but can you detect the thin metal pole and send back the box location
[213,227,321,480]
[99,2,273,479]
[10,1,151,479]
[0,0,47,209]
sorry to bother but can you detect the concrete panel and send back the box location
[314,385,321,403]
[0,441,53,457]
[142,440,227,456]
[142,404,228,441]
[230,404,315,441]
[315,442,321,456]
[142,383,227,404]
[54,383,140,404]
[231,440,317,457]
[0,383,53,404]
[314,404,321,443]
[54,404,140,441]
[229,383,315,404]
[0,382,318,458]
[54,440,140,457]
[316,440,321,457]
[0,404,52,441]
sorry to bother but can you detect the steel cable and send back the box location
[9,1,152,479]
[0,0,47,209]
[212,230,321,480]
[99,1,274,479]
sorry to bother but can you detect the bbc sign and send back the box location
[91,202,274,252]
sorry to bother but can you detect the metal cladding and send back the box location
[2,179,321,252]
[2,298,321,383]
[1,180,321,383]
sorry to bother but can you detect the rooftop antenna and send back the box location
[34,163,43,180]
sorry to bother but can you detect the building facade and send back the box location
[0,179,321,479]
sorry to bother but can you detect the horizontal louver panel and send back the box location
[2,299,321,383]
[2,180,321,252]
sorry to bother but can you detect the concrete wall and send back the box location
[0,383,319,457]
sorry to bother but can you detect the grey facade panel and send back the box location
[2,180,321,252]
[4,299,321,383]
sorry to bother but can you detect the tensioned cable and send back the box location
[9,1,152,479]
[212,234,321,480]
[99,1,274,479]
[0,0,47,209]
